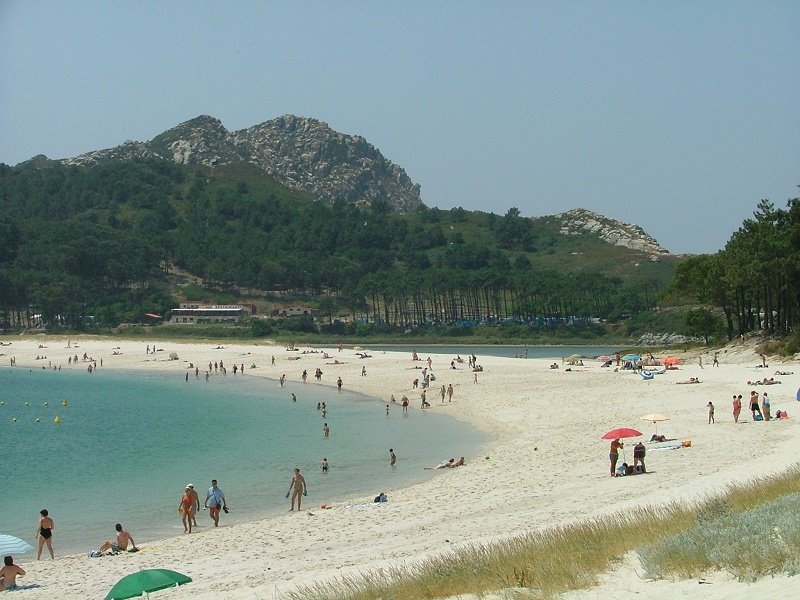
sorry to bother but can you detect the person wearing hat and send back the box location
[178,485,196,533]
[185,484,200,528]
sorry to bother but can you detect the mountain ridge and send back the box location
[60,114,423,212]
[22,115,672,257]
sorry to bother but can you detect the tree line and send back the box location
[668,198,800,343]
[1,158,672,332]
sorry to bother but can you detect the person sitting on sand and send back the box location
[615,462,629,477]
[450,456,466,467]
[550,363,559,369]
[0,556,26,591]
[99,523,138,554]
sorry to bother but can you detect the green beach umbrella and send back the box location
[105,569,192,599]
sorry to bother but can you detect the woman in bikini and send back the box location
[36,508,55,559]
[179,486,195,533]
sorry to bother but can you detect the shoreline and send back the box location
[2,360,489,557]
[4,336,799,599]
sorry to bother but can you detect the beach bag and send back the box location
[754,414,763,421]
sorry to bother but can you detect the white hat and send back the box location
[186,483,194,488]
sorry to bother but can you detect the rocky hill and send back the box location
[60,115,422,212]
[541,208,670,257]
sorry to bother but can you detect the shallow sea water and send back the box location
[0,367,487,554]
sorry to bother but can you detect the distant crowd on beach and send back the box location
[4,341,474,583]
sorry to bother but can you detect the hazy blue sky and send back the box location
[2,1,798,254]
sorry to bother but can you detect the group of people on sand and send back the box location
[731,391,782,423]
[609,440,647,477]
[426,457,466,470]
[179,480,229,532]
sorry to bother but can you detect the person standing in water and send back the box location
[36,509,55,560]
[288,468,307,511]
[179,485,195,533]
[390,448,397,466]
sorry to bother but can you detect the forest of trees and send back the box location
[2,158,794,343]
[668,198,800,343]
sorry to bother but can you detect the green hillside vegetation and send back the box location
[1,157,681,337]
[666,198,800,351]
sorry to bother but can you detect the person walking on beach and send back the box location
[707,401,715,424]
[178,485,197,533]
[712,352,719,367]
[0,556,26,591]
[401,395,409,413]
[204,479,227,527]
[288,468,307,511]
[447,384,454,402]
[732,394,742,423]
[36,509,54,560]
[440,384,447,403]
[185,483,200,527]
[337,377,343,391]
[390,448,397,466]
[609,439,623,477]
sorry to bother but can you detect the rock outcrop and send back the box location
[548,208,669,256]
[61,115,422,212]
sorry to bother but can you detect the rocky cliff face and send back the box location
[548,208,669,257]
[61,115,422,212]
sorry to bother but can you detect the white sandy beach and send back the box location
[3,336,800,599]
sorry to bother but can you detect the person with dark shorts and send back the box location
[633,442,646,472]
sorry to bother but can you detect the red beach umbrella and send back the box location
[601,427,643,440]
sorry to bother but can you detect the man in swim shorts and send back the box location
[0,556,26,590]
[99,523,138,554]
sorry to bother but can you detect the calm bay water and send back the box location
[0,366,487,554]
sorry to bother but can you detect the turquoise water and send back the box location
[0,367,487,554]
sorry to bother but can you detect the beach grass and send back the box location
[287,465,800,600]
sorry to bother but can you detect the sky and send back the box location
[1,1,798,255]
